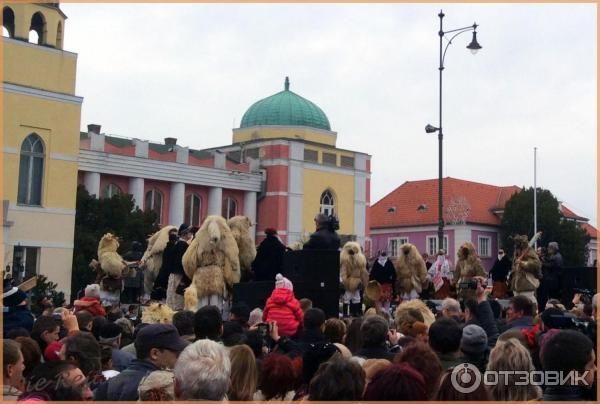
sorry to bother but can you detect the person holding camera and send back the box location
[303,213,340,251]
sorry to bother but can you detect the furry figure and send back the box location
[97,233,127,279]
[394,243,428,301]
[454,242,486,299]
[182,215,240,315]
[340,241,369,317]
[394,299,436,328]
[139,225,178,300]
[227,215,257,281]
[286,241,304,251]
[509,234,543,299]
[141,302,174,324]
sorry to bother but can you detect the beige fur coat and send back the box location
[340,241,369,292]
[140,225,177,296]
[227,216,257,277]
[182,215,241,310]
[97,233,126,278]
[395,243,428,295]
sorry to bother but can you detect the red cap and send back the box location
[44,340,64,362]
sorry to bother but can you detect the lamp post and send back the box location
[426,10,481,252]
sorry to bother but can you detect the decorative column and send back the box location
[207,187,223,216]
[83,172,100,198]
[169,182,185,226]
[243,191,257,240]
[129,177,145,209]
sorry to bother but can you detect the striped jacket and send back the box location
[263,288,303,337]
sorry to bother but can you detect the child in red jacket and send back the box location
[263,274,303,337]
[73,284,106,317]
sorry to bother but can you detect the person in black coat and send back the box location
[369,251,396,312]
[122,241,144,303]
[153,224,191,309]
[303,213,340,251]
[252,228,286,281]
[489,248,511,299]
[538,241,564,309]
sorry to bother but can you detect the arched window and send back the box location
[56,21,63,49]
[29,11,46,45]
[320,189,335,217]
[3,7,15,38]
[18,134,45,206]
[104,183,121,198]
[184,193,202,226]
[145,188,163,223]
[222,197,237,220]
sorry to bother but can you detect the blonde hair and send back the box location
[486,338,542,401]
[228,344,257,401]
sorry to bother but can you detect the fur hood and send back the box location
[395,243,427,294]
[98,233,119,255]
[340,241,368,292]
[227,215,257,273]
[144,225,178,258]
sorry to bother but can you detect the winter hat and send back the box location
[43,340,64,362]
[2,284,28,307]
[85,284,101,298]
[275,273,293,291]
[178,223,192,236]
[461,324,488,354]
[99,322,123,343]
[138,370,175,401]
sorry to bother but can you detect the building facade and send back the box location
[369,177,597,270]
[3,3,82,300]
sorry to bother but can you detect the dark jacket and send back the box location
[369,259,396,286]
[275,328,326,356]
[303,228,340,251]
[500,316,536,333]
[542,252,564,285]
[541,386,585,401]
[93,359,160,401]
[252,235,286,281]
[110,347,135,372]
[355,346,396,361]
[490,256,511,282]
[3,305,35,335]
[465,300,499,347]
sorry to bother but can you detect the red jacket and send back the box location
[73,296,106,317]
[263,288,303,337]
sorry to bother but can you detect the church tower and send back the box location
[3,2,82,300]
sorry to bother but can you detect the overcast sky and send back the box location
[61,3,597,225]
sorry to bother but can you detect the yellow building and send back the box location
[212,77,372,248]
[2,3,82,301]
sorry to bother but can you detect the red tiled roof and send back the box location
[581,223,597,239]
[559,205,589,221]
[370,177,521,228]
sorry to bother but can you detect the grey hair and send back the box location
[248,308,263,327]
[442,298,461,314]
[173,339,231,400]
[548,241,559,251]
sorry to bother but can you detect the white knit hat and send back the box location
[275,273,293,291]
[85,284,100,298]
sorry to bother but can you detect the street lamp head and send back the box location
[467,30,482,55]
[425,124,439,133]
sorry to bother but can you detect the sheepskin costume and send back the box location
[340,241,369,316]
[97,233,127,278]
[394,243,428,301]
[140,225,178,302]
[394,299,436,328]
[182,215,240,317]
[141,302,174,324]
[454,242,486,300]
[227,215,257,281]
[509,234,542,302]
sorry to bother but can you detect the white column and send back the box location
[243,191,257,240]
[83,172,100,198]
[287,142,304,244]
[207,187,223,216]
[169,182,185,225]
[129,177,145,209]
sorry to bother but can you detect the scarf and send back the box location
[377,256,388,266]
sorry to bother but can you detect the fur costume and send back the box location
[340,242,369,292]
[509,234,543,294]
[182,215,240,313]
[97,233,127,279]
[454,242,486,299]
[340,241,369,316]
[141,302,174,324]
[140,225,178,300]
[227,216,257,281]
[394,243,428,300]
[287,241,304,251]
[394,299,436,328]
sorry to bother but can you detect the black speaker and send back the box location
[282,250,339,290]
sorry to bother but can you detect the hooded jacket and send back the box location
[73,296,106,317]
[263,288,303,337]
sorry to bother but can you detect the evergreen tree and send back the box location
[501,187,590,265]
[71,185,158,300]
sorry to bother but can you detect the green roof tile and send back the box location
[240,77,331,131]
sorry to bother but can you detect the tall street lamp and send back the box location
[426,10,481,253]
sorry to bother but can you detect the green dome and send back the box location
[240,77,331,131]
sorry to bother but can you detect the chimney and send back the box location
[164,137,177,147]
[87,124,101,135]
